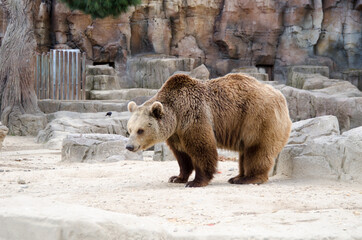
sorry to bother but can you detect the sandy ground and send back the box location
[1,136,362,239]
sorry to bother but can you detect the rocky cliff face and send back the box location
[1,0,361,81]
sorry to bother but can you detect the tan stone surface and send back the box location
[0,136,361,239]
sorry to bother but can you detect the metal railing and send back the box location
[35,49,86,100]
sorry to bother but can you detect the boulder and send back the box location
[152,144,239,162]
[231,67,269,81]
[62,134,142,162]
[288,116,340,144]
[37,111,130,150]
[92,75,119,90]
[8,114,47,136]
[85,65,120,99]
[247,73,269,81]
[231,67,258,74]
[86,65,116,76]
[153,143,175,161]
[287,66,329,86]
[273,82,362,132]
[125,55,195,89]
[274,116,362,183]
[343,69,362,91]
[0,122,8,150]
[189,64,210,80]
[286,66,361,95]
[291,74,340,90]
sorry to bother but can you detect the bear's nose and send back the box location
[126,144,135,151]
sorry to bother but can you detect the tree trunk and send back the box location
[0,0,44,134]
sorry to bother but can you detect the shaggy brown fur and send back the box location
[127,73,292,187]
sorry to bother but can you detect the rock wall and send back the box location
[47,0,361,82]
[0,1,359,81]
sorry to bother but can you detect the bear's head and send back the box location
[126,101,176,152]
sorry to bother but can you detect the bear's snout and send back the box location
[126,144,135,152]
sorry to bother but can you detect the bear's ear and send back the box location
[151,101,163,119]
[128,101,137,113]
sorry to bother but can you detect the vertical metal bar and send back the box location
[64,51,68,100]
[40,54,42,99]
[72,51,76,100]
[55,51,59,100]
[45,53,49,99]
[77,52,81,100]
[49,51,53,99]
[60,51,64,100]
[82,52,86,100]
[44,53,47,99]
[67,51,71,100]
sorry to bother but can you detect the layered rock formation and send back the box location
[274,116,362,183]
[15,0,358,83]
[271,66,362,132]
[36,111,130,149]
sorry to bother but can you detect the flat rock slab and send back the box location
[37,111,131,150]
[0,136,361,239]
[62,134,142,162]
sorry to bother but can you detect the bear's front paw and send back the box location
[168,176,188,183]
[185,180,208,188]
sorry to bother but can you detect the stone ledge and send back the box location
[38,100,128,114]
[62,134,142,163]
[89,89,158,101]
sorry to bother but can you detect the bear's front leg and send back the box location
[167,140,193,183]
[183,126,218,187]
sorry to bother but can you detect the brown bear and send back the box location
[126,73,292,187]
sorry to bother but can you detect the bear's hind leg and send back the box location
[167,142,193,183]
[228,152,245,184]
[229,145,273,185]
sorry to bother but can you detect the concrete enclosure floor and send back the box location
[0,136,361,239]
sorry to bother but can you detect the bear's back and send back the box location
[205,73,290,149]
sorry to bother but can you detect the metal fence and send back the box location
[35,49,87,100]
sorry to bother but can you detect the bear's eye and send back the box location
[137,129,144,135]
